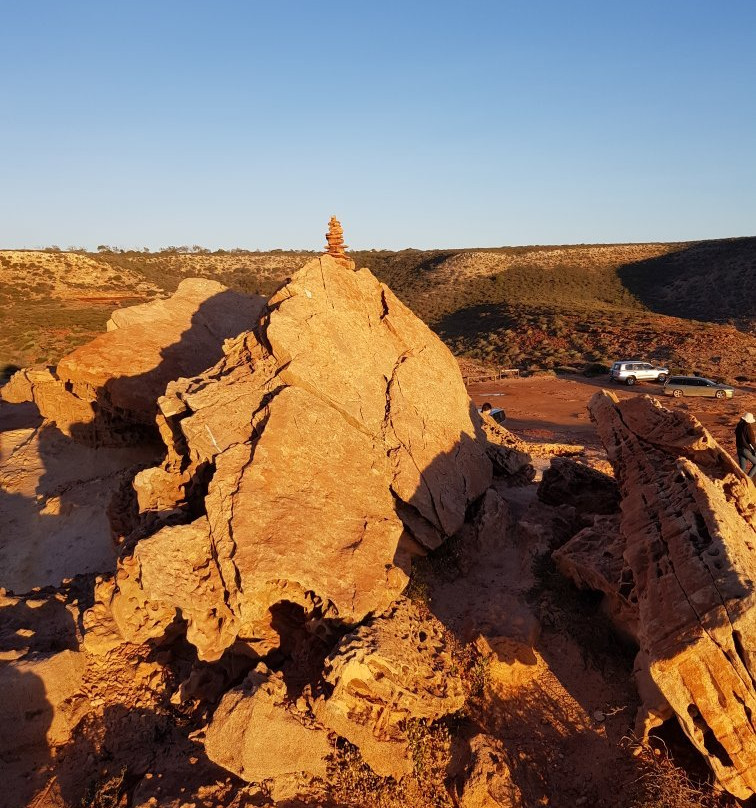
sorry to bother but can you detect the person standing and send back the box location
[735,412,756,478]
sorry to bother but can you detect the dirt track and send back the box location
[468,373,756,461]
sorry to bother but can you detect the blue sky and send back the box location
[1,0,754,250]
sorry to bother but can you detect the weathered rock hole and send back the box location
[267,600,340,700]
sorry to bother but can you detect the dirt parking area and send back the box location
[468,373,756,461]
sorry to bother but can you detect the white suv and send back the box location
[610,360,669,386]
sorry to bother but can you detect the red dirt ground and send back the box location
[468,374,756,463]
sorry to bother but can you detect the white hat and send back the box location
[744,412,755,423]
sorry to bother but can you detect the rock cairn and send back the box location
[324,215,354,268]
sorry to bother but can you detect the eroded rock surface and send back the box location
[113,256,491,661]
[314,597,464,778]
[0,420,157,592]
[2,279,264,444]
[205,665,332,800]
[480,414,535,485]
[588,390,756,799]
[553,514,637,640]
[457,734,523,808]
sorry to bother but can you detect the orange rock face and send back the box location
[111,255,492,662]
[2,279,265,445]
[313,598,464,778]
[588,390,756,799]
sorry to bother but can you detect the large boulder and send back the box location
[588,390,756,800]
[2,279,265,444]
[110,256,492,661]
[204,665,332,803]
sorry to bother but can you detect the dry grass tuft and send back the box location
[627,741,738,808]
[80,767,127,808]
[329,719,456,808]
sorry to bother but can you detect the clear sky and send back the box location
[1,0,755,250]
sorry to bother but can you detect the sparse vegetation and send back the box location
[80,767,127,808]
[1,239,754,378]
[329,720,456,808]
[627,740,738,808]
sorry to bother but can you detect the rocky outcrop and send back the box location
[588,390,756,800]
[538,456,619,515]
[110,518,237,660]
[552,515,637,640]
[0,650,88,752]
[204,665,332,802]
[457,735,523,808]
[110,256,492,662]
[203,598,464,788]
[313,598,464,778]
[0,420,157,593]
[480,414,535,484]
[2,279,264,444]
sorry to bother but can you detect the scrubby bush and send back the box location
[583,362,611,377]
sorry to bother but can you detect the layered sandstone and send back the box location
[480,413,535,484]
[2,279,264,444]
[587,391,756,799]
[110,255,492,662]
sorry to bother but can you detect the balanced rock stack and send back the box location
[324,214,355,268]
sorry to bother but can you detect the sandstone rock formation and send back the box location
[538,456,619,515]
[480,413,535,484]
[110,255,492,664]
[0,650,87,752]
[2,279,264,444]
[586,390,756,799]
[324,215,354,268]
[0,416,157,592]
[457,735,523,808]
[205,665,332,802]
[552,514,637,639]
[314,598,464,778]
[202,598,465,794]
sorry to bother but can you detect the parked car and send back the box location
[478,404,506,424]
[663,376,735,400]
[609,360,669,386]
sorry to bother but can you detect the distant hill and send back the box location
[1,238,754,382]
